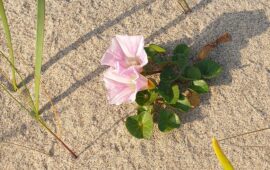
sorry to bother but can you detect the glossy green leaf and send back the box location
[173,44,190,57]
[158,83,179,104]
[160,66,179,82]
[172,54,188,69]
[171,95,192,112]
[148,44,166,53]
[158,109,181,132]
[145,44,166,64]
[195,59,222,79]
[182,66,201,80]
[145,47,156,58]
[126,112,154,139]
[189,80,209,94]
[136,90,158,106]
[172,43,190,69]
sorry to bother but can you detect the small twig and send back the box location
[41,82,62,137]
[177,0,192,13]
[218,127,270,142]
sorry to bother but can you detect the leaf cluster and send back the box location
[126,43,222,139]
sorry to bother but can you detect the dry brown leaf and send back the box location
[198,44,216,60]
[216,32,232,44]
[198,32,232,60]
[184,90,200,108]
[148,78,157,89]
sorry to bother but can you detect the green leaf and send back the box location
[0,0,17,90]
[182,66,201,80]
[158,83,179,104]
[136,90,158,106]
[160,66,179,82]
[173,44,190,57]
[126,112,154,139]
[195,59,222,79]
[148,44,166,53]
[145,44,166,64]
[171,95,192,112]
[189,80,209,94]
[145,47,166,65]
[34,0,45,112]
[137,105,153,114]
[172,54,188,69]
[158,109,181,132]
[145,47,156,58]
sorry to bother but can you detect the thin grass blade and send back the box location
[0,50,36,111]
[0,81,78,158]
[34,0,45,112]
[0,82,32,113]
[0,0,17,90]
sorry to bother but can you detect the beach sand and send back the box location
[0,0,270,169]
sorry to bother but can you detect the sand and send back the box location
[0,0,270,169]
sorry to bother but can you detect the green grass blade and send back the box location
[0,50,36,112]
[0,0,17,90]
[34,0,45,112]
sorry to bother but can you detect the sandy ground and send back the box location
[0,0,270,169]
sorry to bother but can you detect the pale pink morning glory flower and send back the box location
[103,66,148,105]
[101,35,148,72]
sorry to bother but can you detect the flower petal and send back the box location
[101,37,126,67]
[103,66,149,105]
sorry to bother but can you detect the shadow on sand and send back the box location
[39,0,212,114]
[2,0,269,157]
[77,10,269,156]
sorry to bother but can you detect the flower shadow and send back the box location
[162,10,270,124]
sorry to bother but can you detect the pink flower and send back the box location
[101,35,148,72]
[103,67,148,105]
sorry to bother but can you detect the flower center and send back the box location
[126,57,140,66]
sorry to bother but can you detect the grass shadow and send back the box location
[39,0,213,114]
[18,0,157,88]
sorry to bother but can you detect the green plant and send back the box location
[34,0,45,112]
[0,51,77,158]
[0,0,77,158]
[0,0,17,90]
[125,33,231,139]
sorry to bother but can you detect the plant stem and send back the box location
[37,117,78,158]
[34,0,45,111]
[0,82,78,158]
[0,0,17,91]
